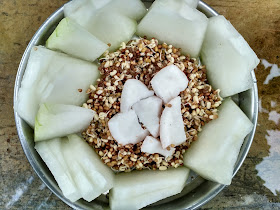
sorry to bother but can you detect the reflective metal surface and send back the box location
[13,1,258,209]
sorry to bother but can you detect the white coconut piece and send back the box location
[137,1,208,57]
[108,110,149,145]
[151,65,188,103]
[141,136,175,158]
[120,79,154,113]
[200,15,259,97]
[132,96,162,137]
[110,167,190,210]
[160,96,186,149]
[184,98,253,185]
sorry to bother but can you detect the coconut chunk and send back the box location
[151,65,188,103]
[108,110,149,145]
[132,96,162,137]
[120,79,154,113]
[141,136,175,158]
[160,96,186,149]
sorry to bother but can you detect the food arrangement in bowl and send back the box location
[14,0,259,209]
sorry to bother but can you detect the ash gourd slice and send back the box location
[110,167,190,210]
[67,134,114,199]
[35,138,81,202]
[35,135,114,202]
[200,15,259,97]
[62,139,99,202]
[64,0,146,51]
[15,46,99,127]
[64,0,146,23]
[46,17,108,62]
[185,0,199,8]
[141,136,175,158]
[184,98,253,185]
[109,79,152,145]
[151,64,188,103]
[89,12,137,51]
[16,46,53,127]
[96,0,147,21]
[63,0,99,29]
[160,96,186,149]
[34,47,100,106]
[111,187,181,210]
[34,104,95,141]
[137,0,208,58]
[151,0,199,10]
[132,96,162,137]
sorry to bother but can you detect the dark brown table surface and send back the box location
[1,0,280,209]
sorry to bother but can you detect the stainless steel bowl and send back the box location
[13,1,258,209]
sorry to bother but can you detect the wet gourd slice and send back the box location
[184,98,253,185]
[89,12,137,51]
[200,15,259,97]
[62,139,99,202]
[46,17,108,62]
[151,0,199,10]
[98,0,147,21]
[64,0,146,23]
[67,134,114,198]
[137,0,208,57]
[110,167,189,210]
[15,46,99,127]
[64,0,144,51]
[35,138,81,202]
[35,104,95,141]
[35,135,114,202]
